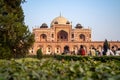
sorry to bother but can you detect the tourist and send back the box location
[116,48,120,56]
[88,49,92,56]
[111,46,116,55]
[106,49,114,56]
[96,49,101,56]
[78,45,86,56]
[90,47,96,56]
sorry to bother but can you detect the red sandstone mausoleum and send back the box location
[30,15,120,55]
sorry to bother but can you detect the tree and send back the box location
[103,39,110,55]
[0,0,34,58]
[36,48,43,59]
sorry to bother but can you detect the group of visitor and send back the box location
[77,45,120,56]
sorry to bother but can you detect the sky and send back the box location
[22,0,120,41]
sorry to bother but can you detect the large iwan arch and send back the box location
[57,30,68,41]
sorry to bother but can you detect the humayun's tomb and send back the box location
[31,15,120,55]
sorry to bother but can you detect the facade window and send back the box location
[73,47,75,49]
[72,34,74,38]
[48,47,50,52]
[43,35,45,39]
[66,21,70,24]
[54,21,58,24]
[61,36,63,39]
[41,34,47,39]
[89,34,91,38]
[52,34,54,38]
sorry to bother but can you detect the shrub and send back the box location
[36,48,43,59]
[0,46,12,59]
[0,57,120,80]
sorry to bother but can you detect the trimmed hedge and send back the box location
[54,55,120,62]
[27,54,120,62]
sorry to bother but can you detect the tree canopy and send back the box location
[0,0,34,59]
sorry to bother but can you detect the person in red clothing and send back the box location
[78,45,86,56]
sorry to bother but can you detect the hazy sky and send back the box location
[22,0,120,41]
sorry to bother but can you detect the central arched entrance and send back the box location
[64,45,69,53]
[57,30,68,41]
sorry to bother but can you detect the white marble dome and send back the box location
[51,16,71,26]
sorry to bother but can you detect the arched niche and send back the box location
[79,34,85,41]
[40,34,47,42]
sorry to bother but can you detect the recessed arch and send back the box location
[40,34,47,41]
[57,30,68,41]
[64,45,69,53]
[79,34,85,41]
[46,45,52,54]
[55,45,61,54]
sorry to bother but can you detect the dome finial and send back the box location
[60,12,61,17]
